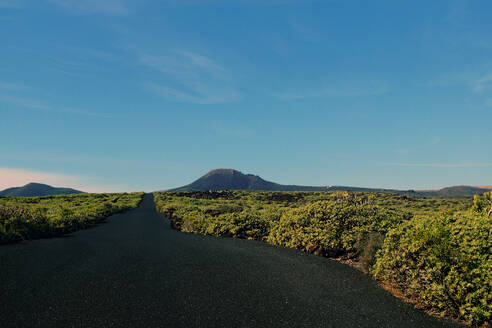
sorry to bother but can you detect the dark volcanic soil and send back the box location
[0,194,463,327]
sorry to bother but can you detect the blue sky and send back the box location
[1,0,491,192]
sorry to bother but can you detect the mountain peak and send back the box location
[23,182,53,188]
[204,168,243,177]
[169,168,273,192]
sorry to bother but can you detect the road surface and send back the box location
[0,194,462,327]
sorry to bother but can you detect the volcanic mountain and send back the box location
[168,169,314,192]
[169,169,396,193]
[0,183,84,197]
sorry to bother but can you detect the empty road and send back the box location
[0,194,462,327]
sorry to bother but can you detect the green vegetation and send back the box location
[472,192,492,216]
[372,211,491,325]
[0,192,144,244]
[154,190,490,326]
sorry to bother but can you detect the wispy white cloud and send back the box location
[140,50,241,104]
[175,50,226,76]
[276,82,390,100]
[58,107,114,118]
[430,137,441,145]
[423,73,471,88]
[378,162,492,168]
[423,71,492,110]
[0,81,26,91]
[145,82,240,105]
[47,0,128,15]
[46,49,121,79]
[48,67,95,79]
[425,71,492,93]
[140,51,226,80]
[0,93,113,118]
[0,167,129,193]
[164,0,324,5]
[474,73,492,92]
[0,79,112,117]
[0,94,51,110]
[4,45,120,80]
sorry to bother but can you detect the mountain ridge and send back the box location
[168,168,491,197]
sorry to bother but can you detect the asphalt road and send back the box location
[0,194,462,328]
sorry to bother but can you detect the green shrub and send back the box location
[267,199,408,256]
[205,211,271,239]
[371,213,491,325]
[472,192,492,215]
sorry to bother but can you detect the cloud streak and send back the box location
[47,0,128,15]
[145,82,240,105]
[163,0,324,5]
[0,93,113,118]
[276,82,390,100]
[475,73,492,92]
[425,71,492,93]
[379,162,492,168]
[0,81,26,91]
[0,94,51,110]
[430,137,441,145]
[140,50,240,104]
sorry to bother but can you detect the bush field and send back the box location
[154,190,490,326]
[0,192,144,244]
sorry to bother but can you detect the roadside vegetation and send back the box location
[0,192,144,244]
[154,190,490,326]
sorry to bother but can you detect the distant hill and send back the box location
[417,186,492,198]
[0,183,84,197]
[168,168,491,198]
[475,185,492,190]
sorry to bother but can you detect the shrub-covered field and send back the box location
[154,190,491,326]
[0,192,144,244]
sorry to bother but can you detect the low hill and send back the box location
[168,169,491,197]
[418,186,492,198]
[0,183,84,197]
[475,185,492,189]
